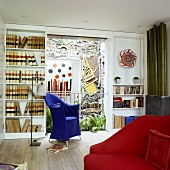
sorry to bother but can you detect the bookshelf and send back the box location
[112,84,145,129]
[110,33,145,130]
[113,84,144,108]
[4,24,46,139]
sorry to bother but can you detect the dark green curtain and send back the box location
[147,22,167,96]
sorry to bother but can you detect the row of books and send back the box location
[6,102,21,116]
[6,69,45,84]
[24,102,44,116]
[113,97,144,108]
[113,115,138,128]
[113,85,144,95]
[27,36,45,49]
[6,118,42,133]
[6,101,44,116]
[113,116,125,129]
[6,34,25,48]
[6,51,45,66]
[6,34,45,49]
[6,86,29,99]
[6,118,21,133]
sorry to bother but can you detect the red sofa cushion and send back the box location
[145,129,170,170]
[84,154,158,170]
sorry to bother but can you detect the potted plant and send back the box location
[46,108,52,133]
[114,76,121,84]
[133,77,139,84]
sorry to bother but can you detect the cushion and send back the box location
[145,129,170,170]
[84,154,158,170]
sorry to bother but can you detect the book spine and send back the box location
[6,34,9,48]
[27,36,31,49]
[6,51,10,65]
[5,86,9,99]
[17,51,21,65]
[25,70,29,84]
[29,70,33,84]
[26,52,33,66]
[9,70,12,83]
[12,35,16,48]
[9,51,13,65]
[15,35,21,48]
[30,52,37,66]
[6,102,11,116]
[6,69,10,83]
[19,36,28,48]
[13,51,16,65]
[21,70,25,83]
[41,52,45,66]
[21,52,26,66]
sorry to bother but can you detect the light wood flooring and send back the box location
[0,131,113,170]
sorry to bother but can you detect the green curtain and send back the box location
[147,22,167,96]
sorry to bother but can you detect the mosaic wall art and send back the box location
[47,37,105,98]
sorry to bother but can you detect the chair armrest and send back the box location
[50,103,61,109]
[65,104,80,117]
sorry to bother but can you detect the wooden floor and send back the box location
[0,131,113,170]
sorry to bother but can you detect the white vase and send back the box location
[116,79,121,84]
[133,79,139,84]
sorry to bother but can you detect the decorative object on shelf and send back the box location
[30,78,46,147]
[114,76,121,84]
[133,77,139,84]
[119,49,137,68]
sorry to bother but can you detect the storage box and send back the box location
[125,116,138,125]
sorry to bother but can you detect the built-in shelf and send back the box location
[6,116,44,118]
[6,48,45,52]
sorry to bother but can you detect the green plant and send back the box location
[80,118,92,131]
[46,108,52,133]
[80,114,106,133]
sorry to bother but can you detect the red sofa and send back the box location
[84,115,170,170]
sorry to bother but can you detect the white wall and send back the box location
[0,15,5,144]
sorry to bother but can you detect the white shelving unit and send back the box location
[109,32,145,130]
[4,24,46,139]
[113,84,144,110]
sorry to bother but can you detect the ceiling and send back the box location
[1,0,170,34]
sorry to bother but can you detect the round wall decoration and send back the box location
[119,49,137,68]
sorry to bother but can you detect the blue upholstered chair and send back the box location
[45,92,81,141]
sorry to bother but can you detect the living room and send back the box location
[0,1,170,170]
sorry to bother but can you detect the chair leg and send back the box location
[79,135,81,140]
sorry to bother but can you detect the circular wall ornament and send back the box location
[119,49,137,68]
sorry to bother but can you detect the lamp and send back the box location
[30,77,46,147]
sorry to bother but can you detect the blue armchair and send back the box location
[45,92,81,141]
